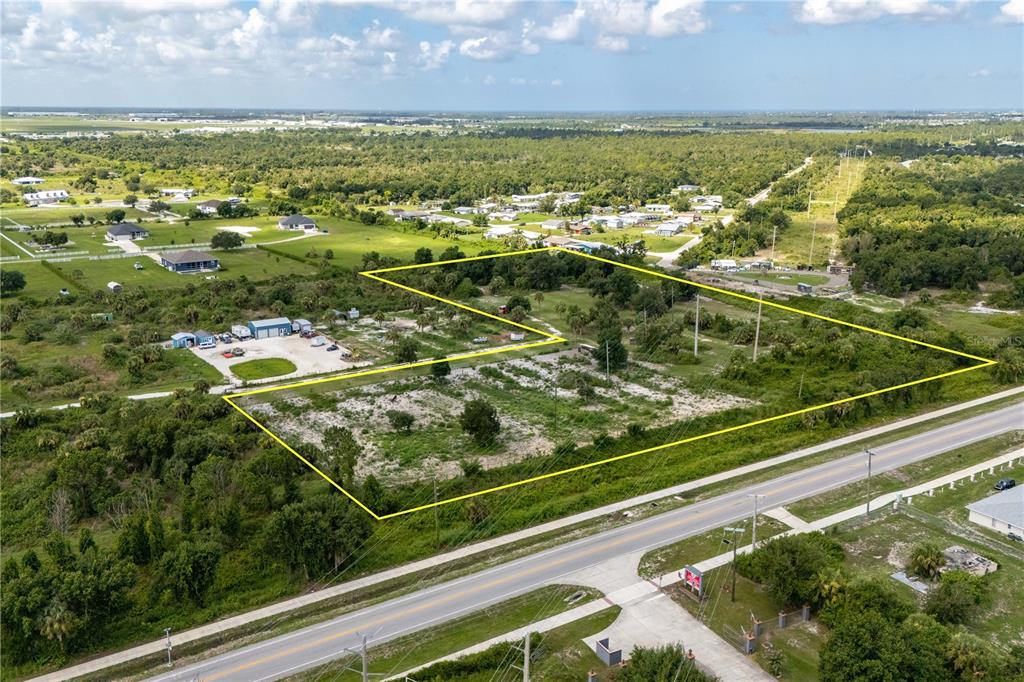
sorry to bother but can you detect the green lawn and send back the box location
[0,206,152,228]
[639,516,791,579]
[266,218,487,268]
[230,358,298,380]
[732,271,831,287]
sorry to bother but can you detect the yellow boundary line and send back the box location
[223,246,996,521]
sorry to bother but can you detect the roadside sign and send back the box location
[681,565,703,595]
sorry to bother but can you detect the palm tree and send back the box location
[41,601,77,652]
[907,543,945,581]
[814,567,847,607]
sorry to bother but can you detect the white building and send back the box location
[588,216,624,229]
[160,188,196,198]
[674,184,701,193]
[197,199,224,215]
[24,189,69,205]
[654,223,683,237]
[644,204,672,213]
[12,177,44,185]
[967,487,1023,537]
[710,259,738,270]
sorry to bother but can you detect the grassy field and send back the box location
[732,271,831,287]
[639,516,791,579]
[231,358,298,380]
[769,156,868,267]
[0,206,154,229]
[267,218,488,268]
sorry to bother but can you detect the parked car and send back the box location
[1008,532,1023,543]
[231,347,245,357]
[133,262,144,270]
[472,336,488,344]
[326,344,339,352]
[221,351,234,358]
[994,478,1017,491]
[198,341,216,350]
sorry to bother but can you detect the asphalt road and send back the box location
[150,403,1022,682]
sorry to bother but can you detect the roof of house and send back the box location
[198,199,224,208]
[160,249,217,264]
[194,329,214,338]
[279,214,316,225]
[967,486,1024,527]
[171,332,196,340]
[293,318,312,326]
[250,317,292,328]
[106,222,149,236]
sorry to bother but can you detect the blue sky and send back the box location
[2,1,1021,111]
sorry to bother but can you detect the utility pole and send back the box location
[523,631,531,681]
[605,340,610,374]
[433,478,440,550]
[164,628,172,668]
[752,293,763,361]
[808,220,818,267]
[725,526,744,603]
[341,632,383,682]
[693,294,700,358]
[770,225,777,265]
[361,633,369,682]
[748,494,766,546]
[865,450,876,517]
[511,632,532,681]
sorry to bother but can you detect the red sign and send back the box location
[682,566,703,594]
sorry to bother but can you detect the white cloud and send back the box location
[415,39,454,69]
[459,35,505,60]
[969,67,991,77]
[595,33,630,51]
[550,77,563,86]
[401,0,519,26]
[796,0,957,24]
[999,0,1024,22]
[535,5,586,41]
[648,0,708,36]
[482,73,496,85]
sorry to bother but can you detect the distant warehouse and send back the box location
[248,317,292,339]
[159,249,220,273]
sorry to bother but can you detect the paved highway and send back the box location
[147,402,1022,682]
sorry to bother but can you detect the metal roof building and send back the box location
[248,317,292,339]
[967,486,1023,536]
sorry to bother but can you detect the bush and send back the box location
[736,532,844,609]
[925,570,986,625]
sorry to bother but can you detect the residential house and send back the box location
[673,184,701,193]
[248,317,293,339]
[588,216,624,229]
[197,199,224,215]
[654,223,683,237]
[967,487,1023,537]
[159,249,220,273]
[159,188,196,199]
[24,189,69,205]
[453,206,476,215]
[12,177,44,185]
[194,330,217,347]
[278,214,318,230]
[541,218,567,230]
[644,204,672,213]
[106,222,150,242]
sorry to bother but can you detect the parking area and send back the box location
[190,333,370,384]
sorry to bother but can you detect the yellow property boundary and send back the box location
[223,246,996,521]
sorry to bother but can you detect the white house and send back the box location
[12,177,44,185]
[967,487,1023,537]
[24,189,69,206]
[487,211,519,222]
[484,226,519,239]
[541,219,567,230]
[197,199,224,215]
[511,192,550,202]
[160,188,196,198]
[453,206,476,215]
[654,223,683,237]
[588,216,624,229]
[106,222,150,242]
[644,204,672,213]
[278,214,317,230]
[674,184,701,193]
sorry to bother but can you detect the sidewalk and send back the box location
[27,389,1024,681]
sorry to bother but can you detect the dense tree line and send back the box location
[839,156,1024,297]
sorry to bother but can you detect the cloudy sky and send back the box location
[2,0,1022,111]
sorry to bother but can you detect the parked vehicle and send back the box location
[231,347,245,357]
[472,336,488,344]
[1008,533,1023,543]
[221,351,234,358]
[326,344,339,352]
[133,262,144,270]
[198,341,216,350]
[994,478,1016,491]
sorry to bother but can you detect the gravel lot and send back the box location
[191,333,369,385]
